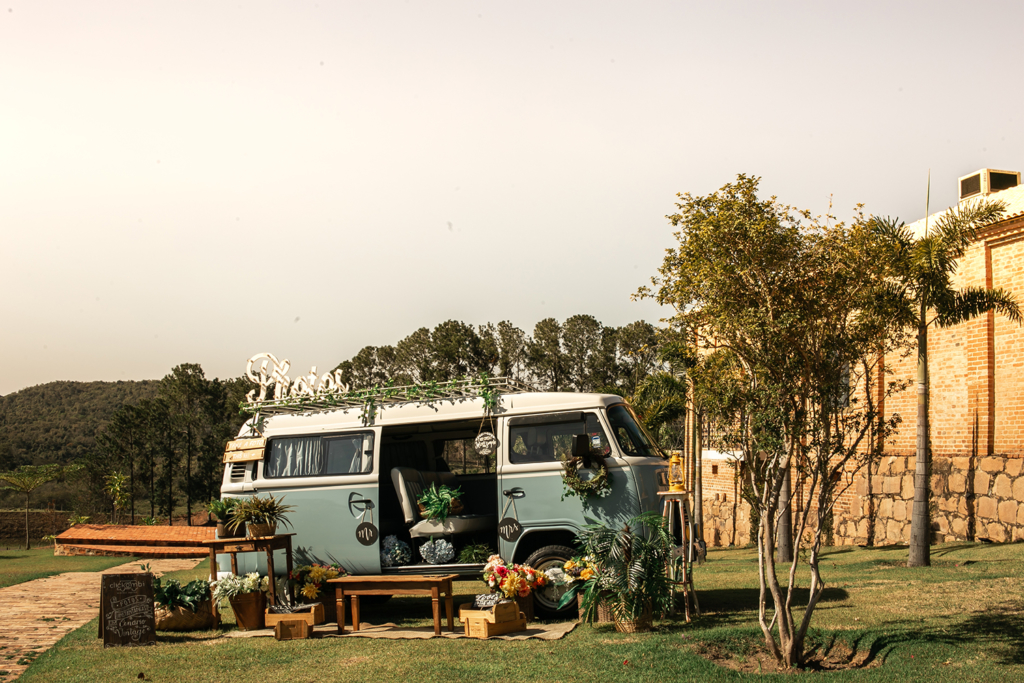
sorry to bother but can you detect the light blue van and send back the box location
[220,391,670,616]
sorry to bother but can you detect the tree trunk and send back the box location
[909,318,931,567]
[693,412,703,546]
[777,463,793,563]
[24,493,31,551]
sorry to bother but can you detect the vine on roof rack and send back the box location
[238,352,532,421]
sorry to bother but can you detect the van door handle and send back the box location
[502,487,524,498]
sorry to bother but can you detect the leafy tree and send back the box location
[872,198,1022,567]
[640,175,907,667]
[494,321,529,381]
[529,318,564,391]
[562,314,604,392]
[396,328,435,383]
[160,364,217,524]
[431,320,487,380]
[617,321,659,397]
[0,463,81,549]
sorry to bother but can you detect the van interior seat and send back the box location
[391,467,496,539]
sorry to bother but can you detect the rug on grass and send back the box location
[224,620,578,641]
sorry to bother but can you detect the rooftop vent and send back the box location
[959,169,1020,201]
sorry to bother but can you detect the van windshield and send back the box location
[606,404,664,458]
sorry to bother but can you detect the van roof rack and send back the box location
[242,376,536,417]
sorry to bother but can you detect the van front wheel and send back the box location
[524,545,576,619]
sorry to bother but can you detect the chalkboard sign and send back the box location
[98,573,157,648]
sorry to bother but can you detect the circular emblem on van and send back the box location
[475,432,497,457]
[355,522,378,546]
[498,517,522,542]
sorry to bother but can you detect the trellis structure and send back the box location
[241,376,536,417]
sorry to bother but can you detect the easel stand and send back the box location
[658,491,700,622]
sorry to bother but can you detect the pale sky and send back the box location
[3,1,1023,395]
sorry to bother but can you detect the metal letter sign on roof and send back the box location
[240,352,533,417]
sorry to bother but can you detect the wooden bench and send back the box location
[327,574,458,636]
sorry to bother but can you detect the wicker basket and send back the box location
[417,499,464,518]
[577,592,614,624]
[613,604,653,633]
[247,523,277,538]
[154,600,217,632]
[515,594,534,623]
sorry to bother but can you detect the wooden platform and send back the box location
[54,524,214,558]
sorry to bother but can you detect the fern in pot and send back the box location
[572,511,674,632]
[228,493,294,538]
[208,497,243,538]
[417,483,463,521]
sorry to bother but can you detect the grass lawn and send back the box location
[19,542,1024,682]
[0,548,137,589]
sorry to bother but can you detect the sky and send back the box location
[3,1,1023,396]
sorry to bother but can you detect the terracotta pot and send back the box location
[216,521,246,539]
[247,522,277,538]
[228,592,267,631]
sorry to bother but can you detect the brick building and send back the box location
[701,169,1024,547]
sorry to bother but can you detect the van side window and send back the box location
[265,433,373,478]
[437,437,493,475]
[509,414,610,464]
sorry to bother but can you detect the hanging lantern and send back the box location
[668,451,685,492]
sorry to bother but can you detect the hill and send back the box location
[0,380,160,469]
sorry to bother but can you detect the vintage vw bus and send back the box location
[220,371,671,616]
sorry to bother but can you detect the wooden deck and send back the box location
[54,524,215,558]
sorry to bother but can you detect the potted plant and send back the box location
[552,556,613,624]
[207,498,243,538]
[288,562,347,622]
[228,493,294,538]
[572,511,674,632]
[416,483,463,521]
[153,577,216,631]
[212,572,270,631]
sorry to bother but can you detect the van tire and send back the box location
[523,545,577,619]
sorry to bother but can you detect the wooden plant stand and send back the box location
[201,533,295,617]
[328,574,457,636]
[658,491,700,621]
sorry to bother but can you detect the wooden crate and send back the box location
[458,600,518,625]
[274,619,311,641]
[458,602,528,638]
[265,603,324,628]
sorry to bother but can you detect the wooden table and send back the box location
[328,574,458,635]
[201,533,295,612]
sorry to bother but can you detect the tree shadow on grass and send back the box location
[857,599,1024,667]
[683,587,850,629]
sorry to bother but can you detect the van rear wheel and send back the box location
[524,545,576,619]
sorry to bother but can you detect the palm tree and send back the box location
[873,197,1021,567]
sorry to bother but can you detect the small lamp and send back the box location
[668,451,685,492]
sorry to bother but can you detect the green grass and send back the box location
[0,548,137,589]
[18,543,1024,682]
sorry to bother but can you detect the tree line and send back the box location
[333,316,663,398]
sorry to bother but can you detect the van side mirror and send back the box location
[572,434,591,468]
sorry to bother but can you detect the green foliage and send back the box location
[67,513,90,526]
[456,542,493,564]
[416,483,462,522]
[574,512,675,621]
[228,493,294,531]
[0,463,83,549]
[206,497,237,521]
[103,472,131,523]
[152,577,211,612]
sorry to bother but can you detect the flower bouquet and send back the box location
[289,562,346,623]
[481,555,548,622]
[552,556,612,623]
[212,573,270,631]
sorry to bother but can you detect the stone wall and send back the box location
[0,510,78,541]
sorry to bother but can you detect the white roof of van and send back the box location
[245,392,626,437]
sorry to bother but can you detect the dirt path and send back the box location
[0,558,201,682]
